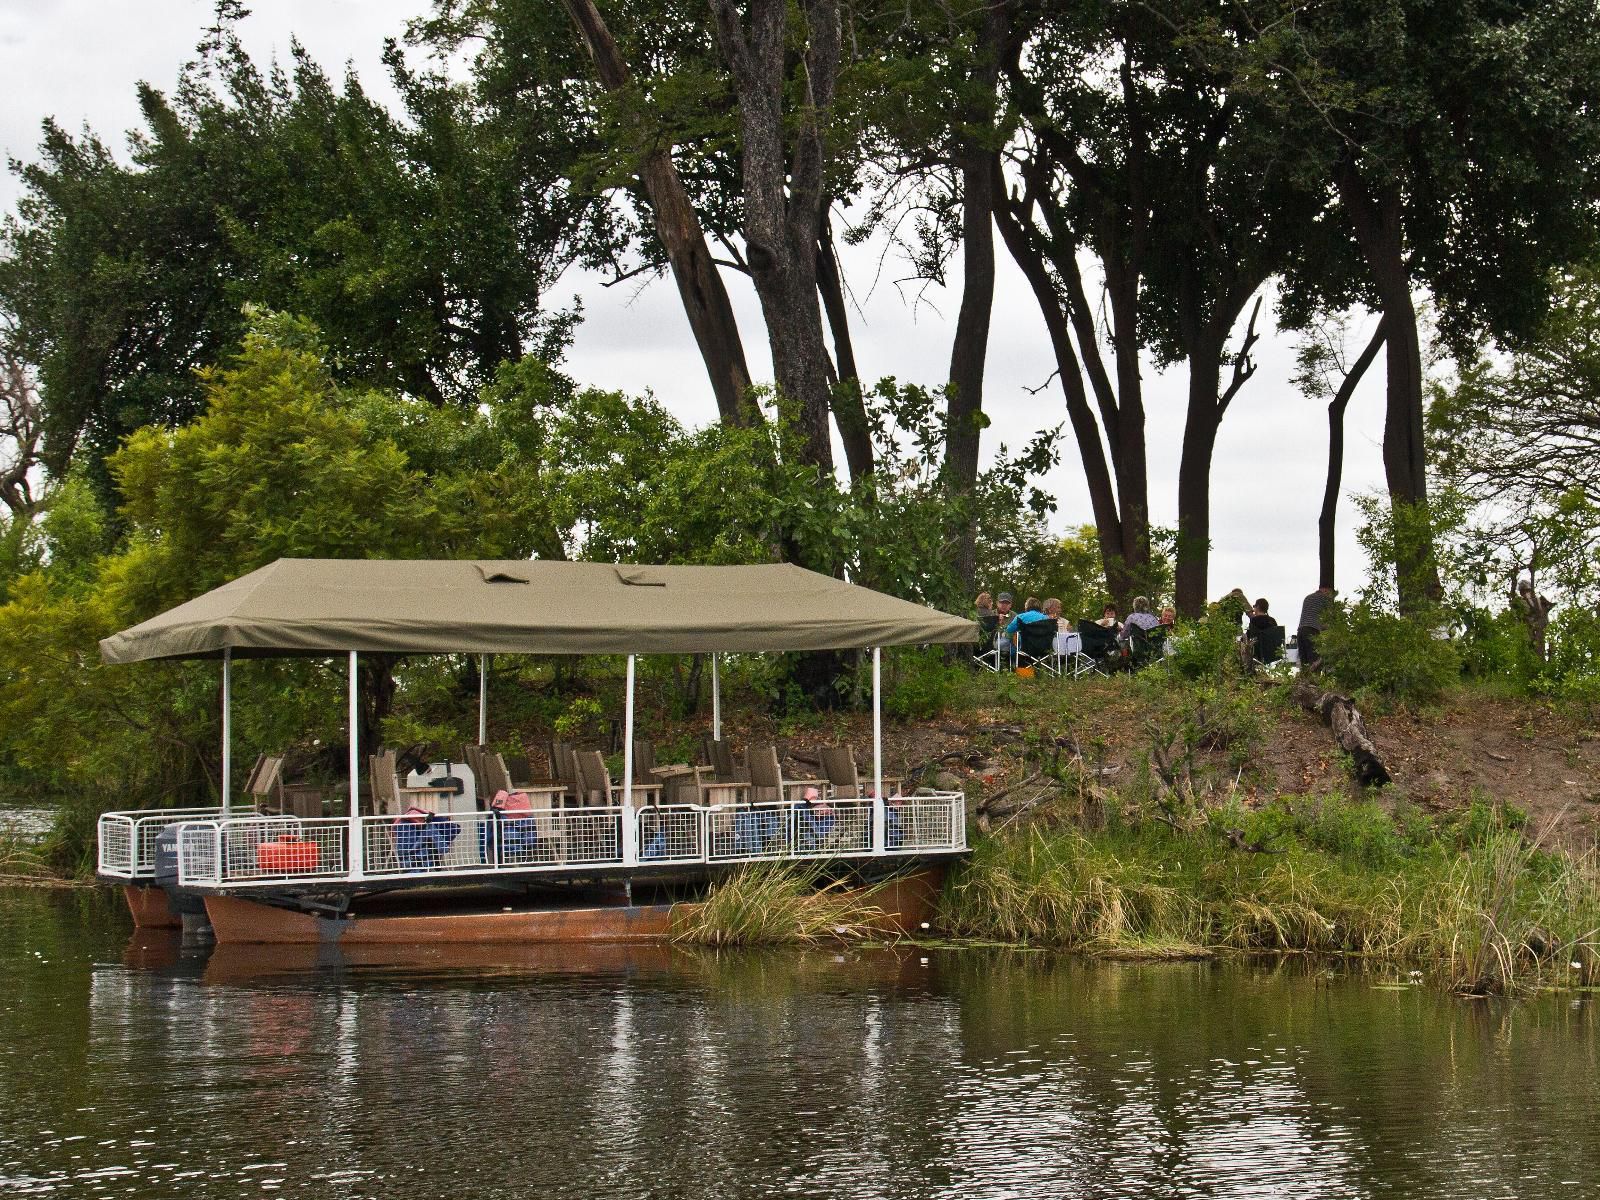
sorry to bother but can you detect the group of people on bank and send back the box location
[972,582,1340,672]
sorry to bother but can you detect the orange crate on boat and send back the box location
[257,836,320,874]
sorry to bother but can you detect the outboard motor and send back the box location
[153,824,208,919]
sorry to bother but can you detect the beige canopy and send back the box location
[99,558,977,663]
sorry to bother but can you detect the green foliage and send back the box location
[552,696,605,742]
[0,18,609,479]
[883,648,965,721]
[942,796,1600,993]
[1320,601,1460,706]
[1168,608,1246,682]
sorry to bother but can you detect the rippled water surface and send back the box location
[3,887,1598,1198]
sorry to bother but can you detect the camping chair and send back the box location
[1249,622,1287,668]
[1127,623,1167,671]
[1075,621,1120,676]
[1015,617,1062,676]
[1051,627,1096,678]
[973,614,1012,671]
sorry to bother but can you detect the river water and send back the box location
[2,887,1598,1199]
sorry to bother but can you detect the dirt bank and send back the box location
[725,677,1600,854]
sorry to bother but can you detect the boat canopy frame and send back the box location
[99,558,978,880]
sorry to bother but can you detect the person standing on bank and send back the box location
[1296,584,1335,671]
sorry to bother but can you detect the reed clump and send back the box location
[671,863,888,946]
[940,796,1600,993]
[0,815,54,885]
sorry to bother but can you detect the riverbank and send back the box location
[937,799,1600,994]
[22,666,1600,990]
[702,670,1600,993]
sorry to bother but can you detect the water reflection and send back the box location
[2,888,1599,1198]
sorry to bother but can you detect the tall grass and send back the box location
[0,815,54,884]
[671,863,889,946]
[940,798,1600,994]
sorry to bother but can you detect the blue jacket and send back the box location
[1005,610,1052,636]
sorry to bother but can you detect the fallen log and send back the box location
[1291,679,1392,787]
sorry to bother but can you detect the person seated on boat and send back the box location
[1096,603,1121,634]
[797,787,836,852]
[1119,596,1160,644]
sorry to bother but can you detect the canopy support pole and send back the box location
[872,647,885,856]
[711,653,721,740]
[621,655,637,870]
[221,648,232,815]
[477,654,488,747]
[348,651,364,880]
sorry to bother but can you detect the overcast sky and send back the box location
[0,0,1392,613]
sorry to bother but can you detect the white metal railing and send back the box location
[150,793,966,888]
[96,806,256,879]
[176,815,349,885]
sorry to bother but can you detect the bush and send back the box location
[884,648,965,720]
[1320,601,1460,704]
[1169,608,1245,682]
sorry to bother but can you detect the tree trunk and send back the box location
[943,3,1007,597]
[1172,291,1263,618]
[1334,158,1440,611]
[991,168,1130,601]
[1319,316,1389,589]
[945,145,997,596]
[710,0,839,479]
[1174,354,1222,618]
[816,218,873,483]
[1102,261,1150,604]
[560,0,758,428]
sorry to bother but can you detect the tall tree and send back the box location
[557,0,760,427]
[1247,0,1600,610]
[1,19,607,478]
[706,0,840,476]
[997,2,1309,612]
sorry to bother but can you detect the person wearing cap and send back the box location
[991,592,1016,665]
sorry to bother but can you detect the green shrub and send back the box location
[1169,609,1245,681]
[884,648,965,720]
[1320,600,1460,704]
